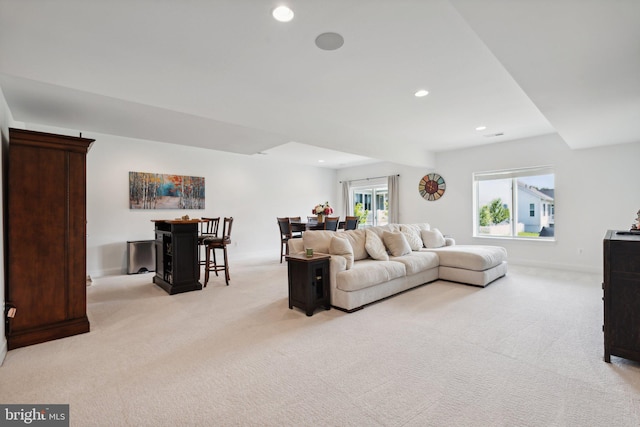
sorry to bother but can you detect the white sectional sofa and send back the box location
[288,223,507,312]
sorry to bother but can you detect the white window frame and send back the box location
[473,165,555,241]
[351,180,388,227]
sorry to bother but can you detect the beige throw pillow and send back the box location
[382,231,412,257]
[302,230,335,254]
[400,224,423,250]
[329,235,354,269]
[421,228,446,248]
[365,229,389,261]
[341,229,368,261]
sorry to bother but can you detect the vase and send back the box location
[317,214,324,223]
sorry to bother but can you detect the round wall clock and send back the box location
[419,173,446,201]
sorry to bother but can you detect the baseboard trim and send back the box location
[0,338,7,367]
[508,258,601,275]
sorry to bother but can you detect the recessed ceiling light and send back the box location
[272,6,294,22]
[318,159,325,163]
[414,89,429,97]
[475,126,487,131]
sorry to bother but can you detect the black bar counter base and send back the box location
[152,220,203,295]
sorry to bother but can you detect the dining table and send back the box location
[290,221,345,232]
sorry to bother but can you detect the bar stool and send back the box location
[204,217,233,286]
[198,217,220,266]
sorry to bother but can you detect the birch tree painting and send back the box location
[129,172,205,209]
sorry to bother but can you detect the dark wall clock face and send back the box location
[419,173,446,201]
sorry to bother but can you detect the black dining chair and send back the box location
[289,216,303,238]
[278,217,301,263]
[324,216,339,231]
[204,217,233,286]
[344,216,359,230]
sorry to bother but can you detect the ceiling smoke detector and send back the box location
[315,32,344,51]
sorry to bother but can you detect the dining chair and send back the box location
[278,217,301,263]
[344,216,359,230]
[204,217,233,286]
[307,215,318,225]
[289,216,303,238]
[198,217,220,265]
[324,216,340,231]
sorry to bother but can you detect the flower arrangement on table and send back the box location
[312,201,333,222]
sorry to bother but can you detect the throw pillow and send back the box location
[365,229,389,261]
[400,224,423,250]
[341,229,368,261]
[421,228,446,248]
[329,235,354,269]
[302,230,335,254]
[411,223,431,231]
[382,231,412,257]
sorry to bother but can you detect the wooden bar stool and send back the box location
[198,217,220,266]
[204,217,233,286]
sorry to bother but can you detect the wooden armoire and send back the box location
[5,128,94,349]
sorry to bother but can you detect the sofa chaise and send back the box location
[288,223,507,312]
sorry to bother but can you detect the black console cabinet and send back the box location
[603,229,640,363]
[152,220,203,295]
[286,253,331,316]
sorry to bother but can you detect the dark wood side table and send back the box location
[286,253,331,316]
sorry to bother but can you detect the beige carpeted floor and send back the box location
[1,259,639,426]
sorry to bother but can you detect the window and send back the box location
[474,166,555,239]
[351,182,388,227]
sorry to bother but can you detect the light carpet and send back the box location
[1,259,639,426]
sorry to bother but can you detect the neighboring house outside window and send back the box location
[519,182,554,233]
[474,166,555,239]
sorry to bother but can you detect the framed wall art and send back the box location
[129,171,205,209]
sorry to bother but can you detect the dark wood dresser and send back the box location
[603,229,640,363]
[5,128,94,350]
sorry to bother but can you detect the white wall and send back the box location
[8,119,640,280]
[338,134,640,273]
[85,133,337,276]
[0,87,12,364]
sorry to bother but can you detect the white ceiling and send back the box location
[1,0,638,169]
